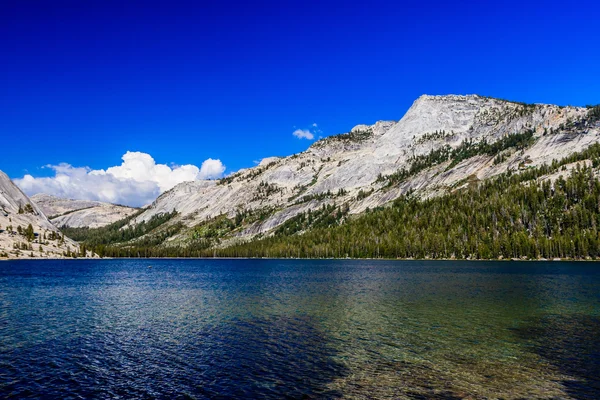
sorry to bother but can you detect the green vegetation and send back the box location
[97,202,351,258]
[60,210,177,253]
[8,223,42,243]
[217,171,243,185]
[192,216,235,240]
[213,149,600,259]
[379,130,535,186]
[292,191,334,204]
[60,134,600,261]
[587,104,600,123]
[89,143,600,260]
[127,222,184,248]
[244,162,277,181]
[291,188,348,205]
[273,203,349,236]
[234,206,276,226]
[356,188,374,201]
[449,129,535,168]
[217,161,278,185]
[475,100,539,126]
[13,241,33,251]
[24,224,34,242]
[313,128,373,148]
[48,206,95,219]
[414,130,454,144]
[480,96,536,107]
[18,203,35,215]
[377,146,451,186]
[252,181,282,201]
[186,215,238,251]
[288,170,321,202]
[329,128,373,142]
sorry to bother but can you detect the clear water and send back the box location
[0,259,598,399]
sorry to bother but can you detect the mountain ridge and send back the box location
[23,94,600,258]
[31,193,139,228]
[117,94,598,249]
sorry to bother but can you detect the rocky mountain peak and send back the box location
[38,95,600,254]
[1,171,82,258]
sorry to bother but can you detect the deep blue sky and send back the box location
[2,0,600,179]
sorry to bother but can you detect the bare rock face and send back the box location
[0,172,81,259]
[31,194,138,228]
[104,95,600,245]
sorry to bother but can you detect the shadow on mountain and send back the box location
[512,314,600,400]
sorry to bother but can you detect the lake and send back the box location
[0,259,598,399]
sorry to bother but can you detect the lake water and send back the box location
[0,259,599,399]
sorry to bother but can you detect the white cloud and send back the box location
[15,151,226,207]
[198,158,226,179]
[292,129,315,140]
[293,123,322,140]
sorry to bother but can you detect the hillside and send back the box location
[0,171,84,259]
[31,194,139,228]
[63,95,600,257]
[190,147,600,260]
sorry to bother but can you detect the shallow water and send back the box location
[0,259,598,399]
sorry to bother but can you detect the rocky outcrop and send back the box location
[31,194,138,228]
[0,172,81,259]
[124,95,600,245]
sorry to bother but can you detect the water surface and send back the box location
[0,259,599,399]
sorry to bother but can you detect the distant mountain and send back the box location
[52,95,600,259]
[31,194,139,228]
[0,171,82,259]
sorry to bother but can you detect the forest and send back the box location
[76,143,600,260]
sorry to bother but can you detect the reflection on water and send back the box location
[0,259,598,399]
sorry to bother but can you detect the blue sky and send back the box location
[1,0,600,204]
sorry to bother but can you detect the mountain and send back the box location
[62,95,600,258]
[31,194,139,228]
[0,171,82,259]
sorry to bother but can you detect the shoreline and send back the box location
[2,256,600,262]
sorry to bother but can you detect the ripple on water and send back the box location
[0,259,599,399]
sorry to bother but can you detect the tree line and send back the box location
[84,143,600,260]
